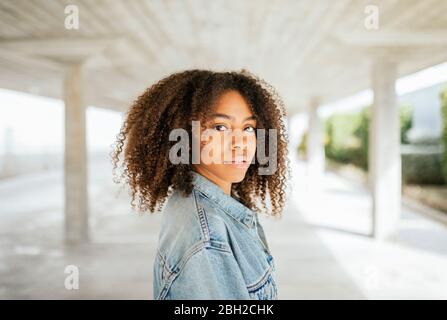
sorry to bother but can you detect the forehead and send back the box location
[212,90,254,118]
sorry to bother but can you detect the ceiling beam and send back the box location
[0,36,125,61]
[336,29,447,47]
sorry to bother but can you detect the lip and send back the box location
[223,160,250,168]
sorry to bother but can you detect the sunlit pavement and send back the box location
[1,155,446,299]
[0,158,159,299]
[264,155,447,299]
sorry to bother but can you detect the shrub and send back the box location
[441,87,447,182]
[400,104,413,144]
[323,105,413,171]
[297,132,307,160]
[401,145,445,185]
[297,96,447,186]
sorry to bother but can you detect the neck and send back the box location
[192,167,232,195]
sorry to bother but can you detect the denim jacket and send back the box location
[153,171,278,300]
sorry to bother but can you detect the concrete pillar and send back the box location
[369,57,401,241]
[307,98,325,190]
[64,63,89,245]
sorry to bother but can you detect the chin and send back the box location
[226,170,248,183]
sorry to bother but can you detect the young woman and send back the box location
[111,69,289,300]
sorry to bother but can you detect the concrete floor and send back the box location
[1,155,446,299]
[288,157,447,299]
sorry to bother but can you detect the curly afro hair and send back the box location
[111,69,290,217]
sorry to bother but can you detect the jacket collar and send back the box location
[191,170,256,228]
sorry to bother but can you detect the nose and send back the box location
[231,130,246,151]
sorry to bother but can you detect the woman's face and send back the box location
[193,90,257,187]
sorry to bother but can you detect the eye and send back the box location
[213,124,228,131]
[244,125,256,132]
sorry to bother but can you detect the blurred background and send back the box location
[1,0,447,299]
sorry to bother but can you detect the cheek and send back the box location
[247,135,257,155]
[200,133,225,161]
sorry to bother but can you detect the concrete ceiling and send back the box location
[0,0,447,115]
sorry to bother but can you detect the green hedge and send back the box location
[402,147,445,185]
[322,104,412,171]
[325,110,366,168]
[297,91,447,185]
[296,103,446,185]
[297,132,307,159]
[442,87,447,182]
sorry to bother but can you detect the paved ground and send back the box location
[1,154,446,299]
[288,157,447,299]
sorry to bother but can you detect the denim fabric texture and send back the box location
[153,170,278,300]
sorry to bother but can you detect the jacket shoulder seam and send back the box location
[193,189,210,242]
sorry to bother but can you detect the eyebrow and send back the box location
[210,113,257,122]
